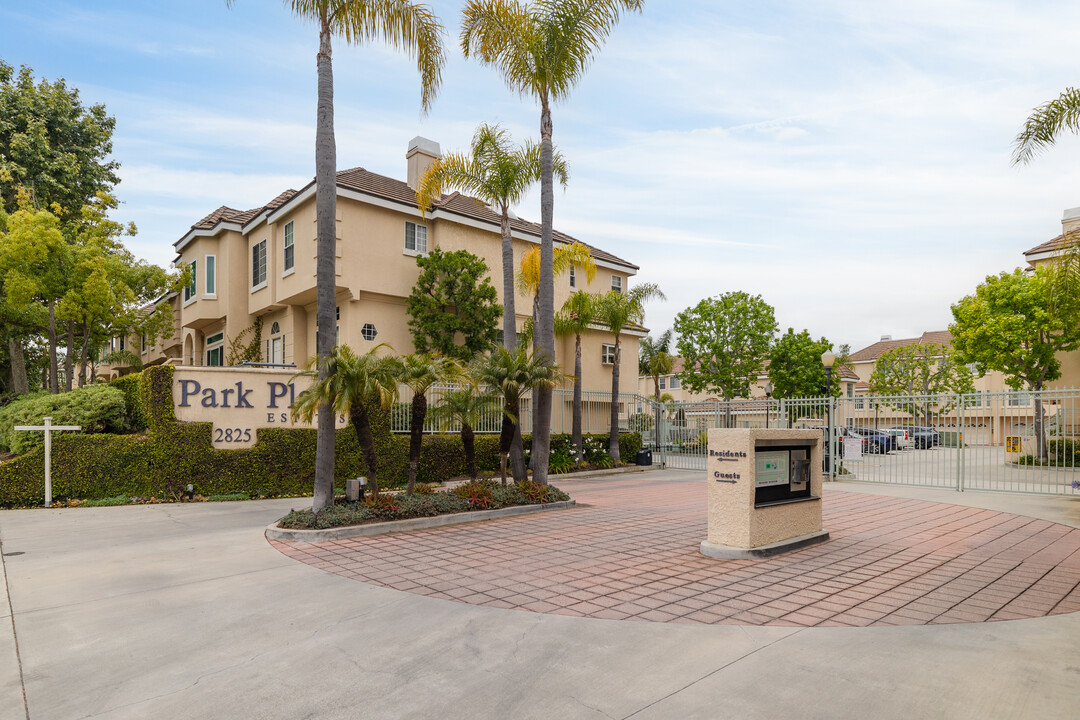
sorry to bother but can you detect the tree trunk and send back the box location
[48,300,58,393]
[78,321,90,388]
[352,403,379,497]
[572,332,583,462]
[407,392,427,494]
[462,423,477,479]
[609,334,621,463]
[1034,386,1047,463]
[511,423,528,482]
[500,207,516,351]
[64,320,74,391]
[530,296,540,456]
[532,92,555,486]
[499,411,513,486]
[313,21,338,513]
[8,338,28,393]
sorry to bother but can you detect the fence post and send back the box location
[957,396,965,492]
[830,397,838,481]
[658,398,667,468]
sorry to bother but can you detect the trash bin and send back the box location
[635,448,653,466]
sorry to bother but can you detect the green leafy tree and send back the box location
[951,267,1080,462]
[399,353,462,494]
[674,292,778,426]
[768,329,843,399]
[428,384,501,479]
[594,282,664,462]
[554,289,595,461]
[462,0,644,485]
[407,248,501,361]
[416,122,567,351]
[867,342,974,426]
[291,344,400,499]
[228,0,445,514]
[0,61,119,222]
[473,345,561,484]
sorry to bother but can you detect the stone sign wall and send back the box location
[172,366,346,448]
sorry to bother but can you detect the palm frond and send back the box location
[461,0,539,97]
[1012,87,1080,165]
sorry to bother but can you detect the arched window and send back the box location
[270,322,280,335]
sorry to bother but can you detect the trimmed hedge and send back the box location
[0,363,643,507]
[0,385,129,455]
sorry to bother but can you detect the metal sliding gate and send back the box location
[653,389,1080,497]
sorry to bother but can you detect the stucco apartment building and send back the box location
[102,137,643,401]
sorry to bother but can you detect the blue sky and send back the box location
[5,0,1080,353]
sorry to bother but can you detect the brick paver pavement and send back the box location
[269,475,1080,627]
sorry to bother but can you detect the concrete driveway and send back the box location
[2,471,1079,719]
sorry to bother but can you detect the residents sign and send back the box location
[173,366,346,448]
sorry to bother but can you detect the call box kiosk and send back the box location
[700,429,829,559]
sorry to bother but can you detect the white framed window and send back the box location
[659,377,666,390]
[611,275,622,293]
[118,337,125,351]
[252,239,267,288]
[205,254,216,297]
[601,344,616,365]
[205,331,224,367]
[855,397,865,410]
[569,266,576,288]
[361,323,378,341]
[141,334,147,353]
[670,376,681,390]
[283,221,295,272]
[184,259,197,303]
[1008,391,1030,407]
[405,222,428,255]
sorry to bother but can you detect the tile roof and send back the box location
[188,189,298,233]
[182,167,636,270]
[1024,231,1080,257]
[848,330,953,363]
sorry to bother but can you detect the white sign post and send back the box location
[13,417,81,508]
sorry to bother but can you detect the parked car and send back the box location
[890,425,940,449]
[846,427,897,454]
[885,428,914,450]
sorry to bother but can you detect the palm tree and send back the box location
[291,344,399,500]
[554,290,595,461]
[473,345,561,484]
[594,282,665,463]
[227,1,445,513]
[428,385,501,479]
[461,0,643,485]
[416,123,567,351]
[519,240,594,454]
[399,353,462,494]
[639,328,674,448]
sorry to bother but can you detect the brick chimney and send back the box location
[406,136,441,191]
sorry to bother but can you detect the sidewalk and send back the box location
[1,470,1078,719]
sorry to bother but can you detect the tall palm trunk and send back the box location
[499,411,513,485]
[64,321,74,391]
[532,93,554,485]
[609,334,621,462]
[572,332,583,462]
[502,208,528,475]
[313,19,338,513]
[407,392,427,493]
[351,402,379,497]
[461,423,478,479]
[500,208,516,350]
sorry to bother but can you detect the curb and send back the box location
[266,499,577,542]
[549,465,650,481]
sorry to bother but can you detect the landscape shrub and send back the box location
[0,385,129,454]
[0,365,641,506]
[109,374,148,430]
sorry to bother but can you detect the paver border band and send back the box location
[265,499,577,542]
